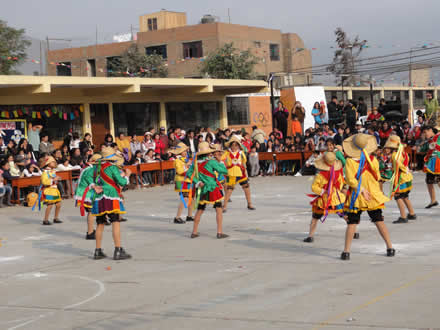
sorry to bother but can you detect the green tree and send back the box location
[0,20,31,75]
[327,28,367,86]
[107,44,168,78]
[200,43,259,79]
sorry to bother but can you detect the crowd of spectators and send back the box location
[0,93,434,207]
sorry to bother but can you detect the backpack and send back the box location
[26,192,39,207]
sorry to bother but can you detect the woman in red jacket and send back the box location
[378,122,392,146]
[153,133,166,157]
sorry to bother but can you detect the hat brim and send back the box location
[384,141,399,149]
[343,134,377,158]
[197,148,217,156]
[314,156,343,171]
[225,139,243,148]
[169,145,189,155]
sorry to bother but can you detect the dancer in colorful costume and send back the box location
[222,135,255,212]
[303,152,346,242]
[38,156,63,225]
[171,142,194,224]
[91,147,132,260]
[420,125,440,209]
[187,142,229,239]
[341,133,394,260]
[74,153,103,239]
[383,135,417,224]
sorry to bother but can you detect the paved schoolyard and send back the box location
[1,173,440,330]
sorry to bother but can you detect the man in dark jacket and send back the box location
[183,130,198,156]
[357,97,368,117]
[327,96,343,128]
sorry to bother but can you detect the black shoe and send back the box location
[174,217,186,224]
[113,247,131,260]
[120,218,127,222]
[247,206,256,210]
[185,216,194,222]
[393,217,408,224]
[42,220,52,226]
[407,214,417,220]
[93,248,107,260]
[387,248,396,257]
[53,219,63,224]
[86,230,96,240]
[217,233,229,239]
[425,201,438,209]
[341,252,350,260]
[303,237,314,243]
[190,233,199,239]
[353,233,360,239]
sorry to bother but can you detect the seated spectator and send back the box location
[367,107,383,122]
[293,135,305,152]
[366,126,380,145]
[53,149,63,164]
[251,125,267,145]
[296,150,320,176]
[7,154,22,177]
[242,132,252,153]
[355,121,365,134]
[70,148,84,167]
[344,126,353,139]
[104,133,114,147]
[304,136,315,152]
[0,163,13,207]
[39,132,55,155]
[334,126,345,145]
[291,115,302,137]
[168,132,179,148]
[401,122,411,144]
[314,129,324,145]
[142,132,156,153]
[317,137,327,151]
[0,136,7,160]
[116,132,131,162]
[1,160,17,206]
[60,144,70,159]
[7,139,17,156]
[69,132,81,150]
[205,133,214,145]
[23,163,42,177]
[379,122,392,146]
[79,133,94,156]
[130,150,151,186]
[56,157,81,171]
[130,133,142,156]
[18,138,34,157]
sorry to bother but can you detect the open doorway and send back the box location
[90,104,110,146]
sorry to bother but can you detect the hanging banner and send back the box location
[0,119,27,144]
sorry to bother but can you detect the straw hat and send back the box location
[101,146,124,167]
[384,135,401,149]
[169,142,189,155]
[89,153,102,164]
[343,133,378,158]
[44,156,57,167]
[335,145,344,153]
[212,143,223,153]
[315,152,343,171]
[225,135,243,148]
[197,141,216,155]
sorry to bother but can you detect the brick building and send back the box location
[47,10,312,82]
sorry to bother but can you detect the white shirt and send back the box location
[23,168,42,177]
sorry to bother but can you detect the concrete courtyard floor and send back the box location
[1,173,440,330]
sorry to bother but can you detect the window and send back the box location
[227,97,250,125]
[87,59,96,77]
[254,41,261,48]
[183,41,203,59]
[147,18,158,31]
[113,103,160,136]
[166,102,220,129]
[106,56,122,77]
[270,44,280,61]
[56,62,72,76]
[146,45,167,59]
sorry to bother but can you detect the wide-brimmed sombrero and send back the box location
[44,156,57,167]
[384,135,401,149]
[101,146,125,167]
[315,152,343,171]
[225,135,243,148]
[169,142,189,155]
[197,141,217,155]
[89,153,103,164]
[343,133,378,158]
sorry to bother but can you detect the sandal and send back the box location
[217,233,229,239]
[42,221,52,225]
[190,233,200,239]
[53,219,63,224]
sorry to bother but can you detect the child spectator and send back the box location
[0,164,13,207]
[248,145,260,177]
[291,114,302,137]
[69,132,81,150]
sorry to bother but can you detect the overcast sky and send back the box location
[3,0,440,82]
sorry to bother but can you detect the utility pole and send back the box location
[409,48,413,87]
[39,40,43,75]
[228,8,231,24]
[269,73,275,129]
